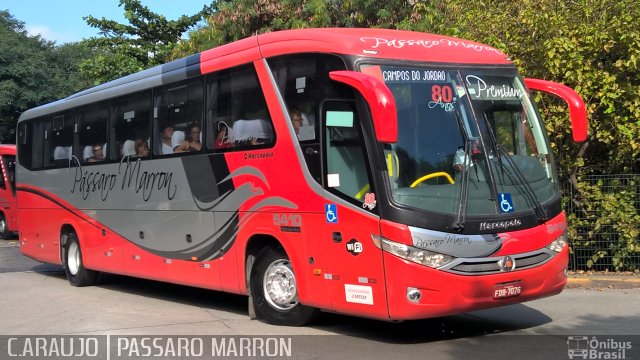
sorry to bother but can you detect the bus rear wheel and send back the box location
[62,231,98,287]
[250,247,318,326]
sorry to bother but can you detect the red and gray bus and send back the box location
[0,144,17,239]
[17,28,587,325]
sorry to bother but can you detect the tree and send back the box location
[0,11,92,143]
[173,0,413,57]
[80,0,213,84]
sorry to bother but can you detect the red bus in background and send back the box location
[17,28,587,326]
[0,144,17,239]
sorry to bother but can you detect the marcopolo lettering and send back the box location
[479,219,522,231]
[243,151,274,160]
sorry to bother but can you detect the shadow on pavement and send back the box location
[308,303,551,344]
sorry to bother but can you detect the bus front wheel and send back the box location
[250,247,318,326]
[62,231,98,287]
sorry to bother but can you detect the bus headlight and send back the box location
[380,238,454,268]
[547,231,568,253]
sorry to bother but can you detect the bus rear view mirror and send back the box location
[329,71,398,143]
[525,78,588,142]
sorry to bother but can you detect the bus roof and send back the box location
[19,28,511,122]
[253,28,509,64]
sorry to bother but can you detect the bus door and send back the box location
[0,155,14,205]
[318,100,389,319]
[0,154,16,238]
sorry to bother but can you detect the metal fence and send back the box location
[563,174,640,271]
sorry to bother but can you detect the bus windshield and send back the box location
[364,64,558,218]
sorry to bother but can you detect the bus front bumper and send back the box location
[384,247,568,321]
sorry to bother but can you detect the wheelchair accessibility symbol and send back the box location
[325,204,338,223]
[499,193,514,213]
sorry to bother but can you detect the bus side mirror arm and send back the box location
[329,70,398,143]
[524,78,588,142]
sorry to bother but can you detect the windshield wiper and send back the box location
[481,113,546,222]
[452,109,470,231]
[496,144,548,222]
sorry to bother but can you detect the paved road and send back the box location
[1,240,639,360]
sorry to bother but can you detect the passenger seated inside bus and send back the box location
[86,144,105,163]
[290,109,303,138]
[135,139,150,158]
[288,108,315,141]
[160,124,174,154]
[174,124,202,152]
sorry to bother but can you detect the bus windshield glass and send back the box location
[363,64,558,217]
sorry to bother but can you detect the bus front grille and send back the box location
[443,251,553,275]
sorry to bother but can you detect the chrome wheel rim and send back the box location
[263,259,298,311]
[67,241,80,276]
[0,219,6,235]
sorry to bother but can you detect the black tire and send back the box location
[0,213,11,240]
[250,247,318,326]
[62,231,98,287]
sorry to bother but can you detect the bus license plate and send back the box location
[493,282,522,299]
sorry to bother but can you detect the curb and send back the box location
[566,276,640,289]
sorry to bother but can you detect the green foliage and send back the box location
[80,0,213,84]
[417,0,640,270]
[412,0,640,270]
[568,177,640,271]
[0,11,92,143]
[172,0,413,58]
[450,0,640,270]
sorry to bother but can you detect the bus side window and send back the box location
[77,102,108,164]
[111,90,151,160]
[153,77,203,156]
[50,112,74,168]
[267,53,351,184]
[206,64,274,151]
[17,122,33,169]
